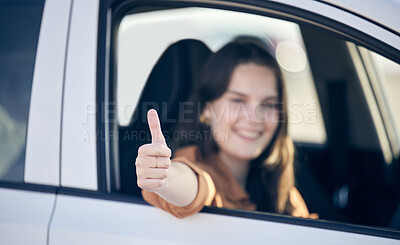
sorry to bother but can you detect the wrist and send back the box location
[155,161,198,207]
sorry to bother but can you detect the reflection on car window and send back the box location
[369,50,400,138]
[0,0,44,182]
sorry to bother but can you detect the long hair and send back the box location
[188,36,295,214]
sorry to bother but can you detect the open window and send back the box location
[109,5,400,230]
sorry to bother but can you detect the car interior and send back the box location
[116,21,400,230]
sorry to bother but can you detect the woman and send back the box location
[135,37,313,218]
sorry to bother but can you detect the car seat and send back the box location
[118,39,212,196]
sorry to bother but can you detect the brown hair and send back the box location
[189,36,295,214]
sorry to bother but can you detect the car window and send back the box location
[0,0,44,182]
[368,49,400,140]
[372,54,400,114]
[112,6,399,230]
[117,7,326,145]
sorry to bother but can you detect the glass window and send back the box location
[0,0,45,182]
[369,51,400,138]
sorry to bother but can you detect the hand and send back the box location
[136,109,172,192]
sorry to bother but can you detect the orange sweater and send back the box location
[142,145,312,219]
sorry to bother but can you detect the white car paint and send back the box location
[61,0,99,190]
[25,0,72,186]
[321,0,400,34]
[0,189,55,245]
[49,195,399,245]
[271,0,400,49]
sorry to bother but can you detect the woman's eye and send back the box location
[231,98,244,104]
[261,102,277,109]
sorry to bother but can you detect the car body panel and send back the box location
[61,0,99,190]
[0,188,55,245]
[271,0,400,50]
[49,195,399,245]
[320,0,400,35]
[24,0,72,186]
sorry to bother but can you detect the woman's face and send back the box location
[204,62,280,161]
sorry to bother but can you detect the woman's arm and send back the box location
[155,161,198,207]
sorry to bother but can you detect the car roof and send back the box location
[320,0,400,34]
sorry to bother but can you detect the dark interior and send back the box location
[298,25,400,228]
[117,28,400,229]
[0,1,44,182]
[118,39,212,196]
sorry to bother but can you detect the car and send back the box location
[0,0,399,244]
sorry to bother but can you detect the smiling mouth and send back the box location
[235,129,262,140]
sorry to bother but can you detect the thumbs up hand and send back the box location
[136,109,172,192]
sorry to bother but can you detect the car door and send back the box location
[0,0,71,244]
[48,0,400,244]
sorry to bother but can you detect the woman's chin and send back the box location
[228,149,261,161]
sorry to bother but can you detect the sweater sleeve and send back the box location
[142,156,216,219]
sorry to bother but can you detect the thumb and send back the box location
[147,109,166,144]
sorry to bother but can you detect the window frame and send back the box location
[95,0,400,240]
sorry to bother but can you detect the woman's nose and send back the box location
[244,103,263,124]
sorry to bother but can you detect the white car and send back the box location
[1,0,400,244]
